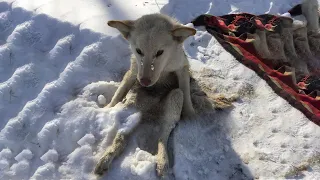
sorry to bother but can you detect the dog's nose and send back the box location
[139,78,151,87]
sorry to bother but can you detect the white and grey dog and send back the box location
[91,12,241,178]
[94,13,196,177]
[106,13,196,117]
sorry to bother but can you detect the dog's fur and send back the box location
[94,13,235,177]
[105,14,196,117]
[94,13,196,177]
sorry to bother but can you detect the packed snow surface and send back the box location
[0,0,319,179]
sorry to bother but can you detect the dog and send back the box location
[94,13,196,178]
[94,13,235,178]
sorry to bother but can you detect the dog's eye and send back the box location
[155,50,164,57]
[136,48,143,56]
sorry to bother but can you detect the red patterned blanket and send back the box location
[192,11,320,125]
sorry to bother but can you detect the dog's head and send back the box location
[108,14,196,87]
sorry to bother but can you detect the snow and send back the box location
[15,149,33,162]
[40,149,59,163]
[0,0,319,180]
[97,95,107,106]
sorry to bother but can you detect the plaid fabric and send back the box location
[192,13,320,126]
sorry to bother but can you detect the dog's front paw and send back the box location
[104,103,113,109]
[94,154,113,176]
[156,154,169,177]
[105,101,118,109]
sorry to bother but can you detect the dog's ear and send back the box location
[108,20,134,39]
[171,25,196,43]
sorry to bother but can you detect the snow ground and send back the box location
[0,0,319,179]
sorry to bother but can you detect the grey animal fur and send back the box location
[94,13,197,178]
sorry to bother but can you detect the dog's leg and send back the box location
[156,89,183,177]
[94,132,129,175]
[106,58,137,108]
[176,65,195,117]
